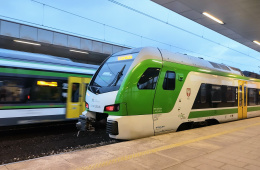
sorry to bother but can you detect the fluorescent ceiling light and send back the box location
[203,12,224,24]
[70,49,89,54]
[253,40,260,46]
[14,40,41,46]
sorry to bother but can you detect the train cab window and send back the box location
[248,88,257,106]
[211,85,222,103]
[32,80,61,102]
[71,83,80,102]
[163,71,175,90]
[138,68,160,89]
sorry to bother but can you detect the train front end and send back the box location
[77,47,163,139]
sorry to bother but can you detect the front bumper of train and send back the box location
[106,115,154,140]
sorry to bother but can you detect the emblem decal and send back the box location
[186,88,191,97]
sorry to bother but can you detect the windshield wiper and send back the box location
[92,82,101,87]
[108,64,126,87]
[88,82,101,93]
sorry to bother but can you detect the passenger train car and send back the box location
[0,48,97,126]
[78,47,260,140]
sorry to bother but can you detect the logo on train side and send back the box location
[186,88,191,97]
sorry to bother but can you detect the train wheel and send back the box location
[176,122,193,131]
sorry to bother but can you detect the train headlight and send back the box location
[104,104,120,112]
[86,102,89,109]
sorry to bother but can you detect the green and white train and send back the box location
[78,47,260,140]
[0,48,96,126]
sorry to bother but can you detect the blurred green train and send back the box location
[0,48,96,126]
[78,47,260,140]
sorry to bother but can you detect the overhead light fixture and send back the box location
[14,40,41,46]
[70,49,89,54]
[202,12,224,24]
[253,40,260,46]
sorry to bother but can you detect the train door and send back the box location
[66,77,91,118]
[238,80,247,119]
[152,63,181,134]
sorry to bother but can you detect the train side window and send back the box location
[0,78,25,103]
[32,80,61,102]
[71,83,80,102]
[226,86,236,102]
[163,71,175,90]
[244,86,247,106]
[211,85,222,103]
[258,89,260,105]
[248,88,257,106]
[239,85,242,106]
[200,84,207,103]
[138,68,160,90]
[61,82,68,103]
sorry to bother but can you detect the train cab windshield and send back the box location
[88,53,136,94]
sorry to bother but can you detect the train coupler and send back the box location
[76,115,96,137]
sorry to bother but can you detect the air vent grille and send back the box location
[219,64,231,71]
[209,62,231,71]
[209,62,221,69]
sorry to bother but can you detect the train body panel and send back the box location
[82,47,260,140]
[86,90,118,113]
[0,108,66,126]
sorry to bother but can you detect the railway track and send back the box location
[0,121,117,165]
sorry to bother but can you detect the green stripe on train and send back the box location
[248,106,260,112]
[189,106,260,119]
[0,58,94,71]
[0,67,92,78]
[0,104,65,110]
[189,108,238,119]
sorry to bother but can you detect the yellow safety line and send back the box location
[78,122,260,170]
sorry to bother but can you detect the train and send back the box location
[0,48,98,126]
[77,47,260,140]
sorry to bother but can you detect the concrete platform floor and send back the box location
[1,117,260,170]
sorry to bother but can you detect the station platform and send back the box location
[1,117,260,170]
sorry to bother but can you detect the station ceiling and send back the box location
[152,0,260,53]
[0,35,108,65]
[0,19,128,65]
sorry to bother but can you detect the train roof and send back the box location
[112,47,142,57]
[0,48,98,75]
[115,47,243,76]
[159,48,243,76]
